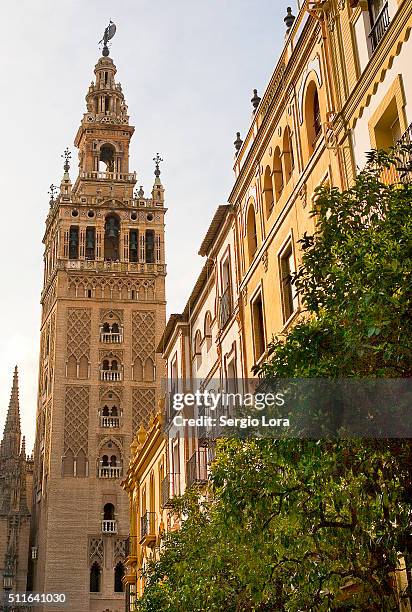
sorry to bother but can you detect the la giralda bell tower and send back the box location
[30,28,166,612]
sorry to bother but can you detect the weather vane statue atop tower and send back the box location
[99,20,117,57]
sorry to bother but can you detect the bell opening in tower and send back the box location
[104,214,120,261]
[99,143,115,173]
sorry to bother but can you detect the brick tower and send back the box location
[30,34,166,612]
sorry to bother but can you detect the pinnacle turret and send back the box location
[1,366,22,458]
[152,153,165,202]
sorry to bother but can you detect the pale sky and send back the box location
[0,0,292,451]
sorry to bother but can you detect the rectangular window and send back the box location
[279,242,298,323]
[251,292,266,362]
[219,256,232,328]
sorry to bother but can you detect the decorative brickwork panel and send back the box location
[68,275,155,301]
[66,308,91,360]
[63,386,90,455]
[114,537,127,563]
[99,387,123,403]
[132,311,156,363]
[89,537,104,563]
[99,308,124,324]
[132,387,155,433]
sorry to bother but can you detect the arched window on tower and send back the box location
[100,315,122,343]
[85,227,96,260]
[145,230,155,264]
[90,562,101,593]
[99,447,122,477]
[100,357,122,381]
[99,144,115,172]
[114,562,125,593]
[104,96,110,114]
[129,230,139,263]
[69,226,79,260]
[104,503,115,521]
[104,214,120,261]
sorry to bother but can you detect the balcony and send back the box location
[140,512,156,546]
[99,466,122,479]
[186,449,208,489]
[100,415,121,428]
[79,170,136,183]
[100,332,122,344]
[102,520,117,534]
[161,473,181,508]
[379,122,412,186]
[100,370,122,382]
[396,122,412,183]
[369,2,390,52]
[219,287,233,329]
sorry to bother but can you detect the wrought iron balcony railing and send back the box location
[396,122,412,183]
[140,512,156,544]
[369,2,390,51]
[161,473,181,508]
[186,449,208,489]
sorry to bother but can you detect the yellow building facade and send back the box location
[123,1,412,607]
[122,408,168,607]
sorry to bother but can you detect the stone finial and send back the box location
[251,89,261,112]
[284,7,296,31]
[234,132,243,155]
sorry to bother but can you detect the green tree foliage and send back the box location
[136,151,412,611]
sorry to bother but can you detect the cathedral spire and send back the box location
[1,366,22,458]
